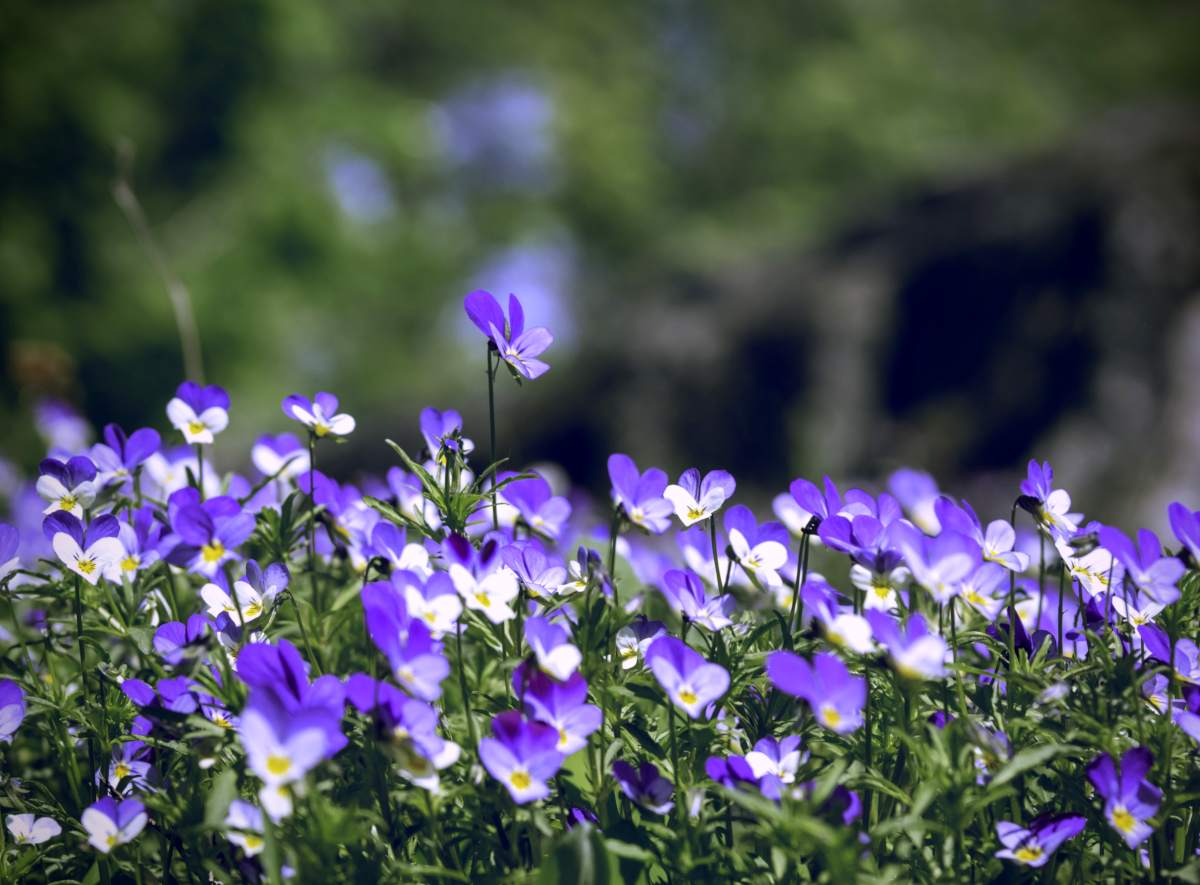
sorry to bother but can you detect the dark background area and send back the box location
[2,0,1199,528]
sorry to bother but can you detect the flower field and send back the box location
[2,290,1199,883]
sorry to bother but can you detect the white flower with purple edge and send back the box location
[282,391,356,438]
[166,381,229,445]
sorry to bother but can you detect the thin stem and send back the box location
[307,434,317,580]
[487,347,498,530]
[455,624,479,749]
[194,444,205,500]
[708,515,724,593]
[73,574,98,800]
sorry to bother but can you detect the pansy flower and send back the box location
[935,497,1030,573]
[645,636,730,719]
[891,521,980,604]
[251,433,311,482]
[1097,526,1185,607]
[81,797,147,854]
[36,456,97,518]
[43,512,123,586]
[659,569,735,632]
[766,651,865,734]
[239,690,330,816]
[995,814,1086,867]
[464,290,553,380]
[420,407,474,460]
[724,505,789,587]
[478,711,564,804]
[236,639,347,756]
[111,506,163,579]
[91,423,161,490]
[499,471,571,540]
[958,562,1009,621]
[888,468,942,534]
[165,492,255,577]
[450,561,520,624]
[200,560,288,625]
[615,617,667,670]
[391,570,462,638]
[1020,460,1079,539]
[866,610,948,680]
[6,814,61,846]
[664,468,736,527]
[502,541,568,599]
[810,599,875,655]
[166,381,230,445]
[612,760,674,814]
[224,800,265,857]
[1086,746,1161,848]
[523,616,582,681]
[282,392,356,438]
[744,735,806,785]
[153,614,210,667]
[0,680,25,743]
[1168,502,1200,565]
[0,524,17,580]
[607,454,673,534]
[142,446,218,500]
[514,663,601,755]
[362,583,450,701]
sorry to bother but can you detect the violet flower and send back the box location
[994,814,1086,867]
[502,540,568,599]
[612,760,674,814]
[523,616,582,681]
[464,290,554,380]
[724,505,789,587]
[6,814,61,846]
[500,471,571,540]
[393,570,462,637]
[0,523,17,580]
[251,433,310,481]
[201,560,288,625]
[235,639,347,757]
[1097,525,1185,607]
[766,651,865,734]
[664,468,736,527]
[36,456,97,518]
[659,568,735,632]
[607,454,673,534]
[478,711,564,804]
[281,392,356,438]
[645,636,730,719]
[935,497,1030,573]
[153,614,210,667]
[0,680,25,743]
[866,610,948,680]
[1168,502,1200,565]
[615,617,667,670]
[420,407,475,460]
[165,491,255,577]
[744,735,806,785]
[1020,460,1079,539]
[514,663,602,755]
[81,797,146,854]
[43,512,123,586]
[362,583,450,701]
[890,520,981,604]
[1086,746,1161,848]
[239,690,330,813]
[114,506,163,577]
[224,800,265,857]
[888,468,942,534]
[91,423,161,490]
[166,381,229,445]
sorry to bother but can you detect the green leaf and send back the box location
[989,743,1073,789]
[539,825,620,885]
[203,767,238,828]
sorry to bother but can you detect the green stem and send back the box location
[708,516,724,593]
[487,347,498,530]
[194,443,204,499]
[454,624,479,748]
[73,574,98,800]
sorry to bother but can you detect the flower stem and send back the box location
[73,574,98,800]
[454,624,479,748]
[487,347,498,531]
[708,516,724,593]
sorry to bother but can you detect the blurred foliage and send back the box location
[2,0,1199,476]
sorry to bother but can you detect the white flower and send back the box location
[7,814,61,845]
[166,399,228,445]
[451,564,519,624]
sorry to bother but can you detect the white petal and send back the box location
[166,398,198,429]
[327,414,356,435]
[199,407,229,435]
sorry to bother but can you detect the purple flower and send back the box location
[345,675,461,789]
[995,814,1086,867]
[744,735,806,785]
[478,711,564,804]
[239,690,330,789]
[502,540,568,599]
[153,614,210,667]
[664,468,736,526]
[958,562,1009,621]
[706,755,780,798]
[1086,746,1162,847]
[6,814,61,846]
[866,610,948,680]
[236,639,347,757]
[420,407,474,460]
[251,433,310,481]
[201,560,289,625]
[1140,626,1200,683]
[935,497,1030,573]
[166,490,256,577]
[523,616,582,681]
[612,760,674,815]
[0,524,20,580]
[464,290,553,380]
[36,456,98,518]
[888,468,942,534]
[514,663,602,755]
[362,582,450,701]
[91,424,161,489]
[281,392,356,438]
[500,472,571,540]
[645,636,730,719]
[166,381,230,445]
[724,505,789,586]
[615,617,667,670]
[0,680,26,743]
[1168,502,1200,564]
[81,797,147,854]
[891,520,981,604]
[659,568,734,632]
[607,454,673,534]
[766,651,865,734]
[113,506,163,577]
[224,800,265,857]
[1097,526,1186,607]
[101,740,155,795]
[1020,460,1079,539]
[787,476,843,525]
[43,512,123,585]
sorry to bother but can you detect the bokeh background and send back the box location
[3,0,1200,527]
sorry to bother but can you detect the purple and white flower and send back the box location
[766,651,865,734]
[6,814,61,845]
[465,290,554,380]
[645,636,730,719]
[282,392,356,438]
[81,797,147,854]
[478,711,564,804]
[35,456,97,518]
[995,814,1086,867]
[166,381,230,445]
[664,468,736,527]
[43,512,123,586]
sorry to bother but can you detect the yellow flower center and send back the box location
[686,507,707,521]
[76,557,97,576]
[558,728,569,747]
[59,495,78,511]
[106,834,119,848]
[873,585,891,599]
[474,592,490,608]
[243,834,264,851]
[201,541,225,563]
[266,754,291,777]
[187,420,206,436]
[398,666,416,685]
[212,714,231,729]
[821,704,842,728]
[244,602,263,619]
[1112,807,1136,833]
[114,762,132,780]
[121,555,139,572]
[510,769,532,790]
[314,422,331,438]
[423,611,438,625]
[678,688,698,706]
[1015,846,1043,863]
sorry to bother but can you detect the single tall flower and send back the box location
[35,456,98,518]
[478,711,564,804]
[43,512,123,586]
[1086,746,1162,848]
[664,468,736,526]
[645,636,730,719]
[994,814,1086,867]
[464,290,553,380]
[607,454,673,534]
[766,651,865,734]
[166,381,230,445]
[281,392,356,438]
[81,797,147,854]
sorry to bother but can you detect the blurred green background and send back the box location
[3,0,1200,521]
